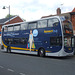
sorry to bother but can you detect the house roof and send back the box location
[41,8,75,18]
[0,16,18,25]
[72,8,75,12]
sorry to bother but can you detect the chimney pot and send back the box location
[57,8,61,15]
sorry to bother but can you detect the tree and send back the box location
[22,18,26,22]
[5,14,26,21]
[5,14,15,18]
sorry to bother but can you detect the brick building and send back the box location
[0,15,24,36]
[41,8,75,35]
[0,15,24,44]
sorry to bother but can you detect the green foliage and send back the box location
[5,14,26,21]
[5,14,15,18]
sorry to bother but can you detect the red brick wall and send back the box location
[0,25,2,36]
[5,16,23,25]
[0,25,2,32]
[71,15,75,32]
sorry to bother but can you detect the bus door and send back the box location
[64,37,74,53]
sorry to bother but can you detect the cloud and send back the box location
[0,0,75,21]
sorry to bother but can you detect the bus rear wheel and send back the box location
[39,48,45,57]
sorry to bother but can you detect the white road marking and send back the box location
[0,66,4,68]
[7,68,14,72]
[20,73,26,75]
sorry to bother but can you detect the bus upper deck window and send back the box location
[28,22,37,29]
[8,26,13,32]
[21,23,28,30]
[14,25,20,31]
[38,20,47,28]
[48,18,59,27]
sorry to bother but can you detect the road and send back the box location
[0,50,75,75]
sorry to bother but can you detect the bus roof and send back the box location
[2,16,60,27]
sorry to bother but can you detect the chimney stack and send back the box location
[57,8,61,15]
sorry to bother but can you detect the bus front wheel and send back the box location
[39,48,45,57]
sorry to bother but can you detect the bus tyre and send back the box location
[39,48,45,57]
[7,46,11,53]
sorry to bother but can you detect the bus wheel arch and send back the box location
[38,47,45,57]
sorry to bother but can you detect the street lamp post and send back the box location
[2,5,10,24]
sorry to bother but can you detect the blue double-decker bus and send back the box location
[1,16,74,57]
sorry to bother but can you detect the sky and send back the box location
[0,0,75,21]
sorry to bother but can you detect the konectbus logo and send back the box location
[33,29,38,37]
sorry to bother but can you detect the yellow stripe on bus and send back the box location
[45,51,51,52]
[2,41,51,52]
[2,41,7,48]
[2,41,38,51]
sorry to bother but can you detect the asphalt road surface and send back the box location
[0,50,75,75]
